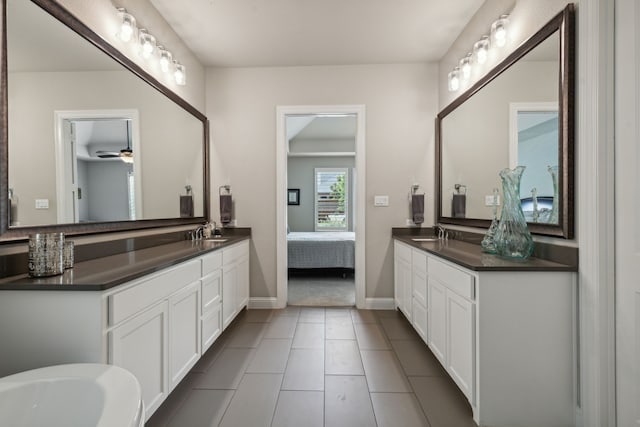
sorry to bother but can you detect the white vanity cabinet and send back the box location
[393,239,576,427]
[107,259,202,417]
[0,237,251,423]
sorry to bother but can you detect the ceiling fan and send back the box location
[95,121,133,164]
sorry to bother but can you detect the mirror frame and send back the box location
[0,0,210,241]
[436,4,575,239]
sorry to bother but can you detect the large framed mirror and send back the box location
[0,0,209,241]
[436,4,574,238]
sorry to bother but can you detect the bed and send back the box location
[287,232,355,269]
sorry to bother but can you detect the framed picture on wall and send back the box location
[288,189,300,205]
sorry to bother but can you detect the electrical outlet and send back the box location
[485,195,500,206]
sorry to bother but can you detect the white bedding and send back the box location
[287,232,355,269]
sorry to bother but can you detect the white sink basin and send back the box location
[411,237,439,242]
[0,363,144,427]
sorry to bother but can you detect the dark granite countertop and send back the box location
[393,233,577,272]
[0,235,250,291]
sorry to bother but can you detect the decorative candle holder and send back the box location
[64,241,74,269]
[28,233,65,277]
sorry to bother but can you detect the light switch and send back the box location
[485,195,500,206]
[35,199,49,209]
[374,195,389,206]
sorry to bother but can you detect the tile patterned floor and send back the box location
[146,307,476,427]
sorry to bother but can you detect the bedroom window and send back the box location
[314,168,349,231]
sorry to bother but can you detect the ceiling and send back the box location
[149,0,485,67]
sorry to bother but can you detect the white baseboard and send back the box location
[248,297,280,309]
[249,297,394,310]
[363,298,396,310]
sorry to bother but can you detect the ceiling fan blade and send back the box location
[95,150,120,158]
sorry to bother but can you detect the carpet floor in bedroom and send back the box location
[288,274,355,306]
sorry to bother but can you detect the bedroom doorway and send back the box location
[276,105,366,308]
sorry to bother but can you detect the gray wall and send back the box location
[85,161,131,222]
[287,156,356,232]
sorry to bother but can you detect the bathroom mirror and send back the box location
[0,0,209,240]
[436,4,574,238]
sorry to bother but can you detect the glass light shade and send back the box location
[459,53,472,80]
[174,61,186,86]
[158,46,173,73]
[138,29,156,59]
[473,35,490,64]
[491,15,509,48]
[448,67,461,92]
[117,8,136,43]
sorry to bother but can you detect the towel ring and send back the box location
[219,185,232,196]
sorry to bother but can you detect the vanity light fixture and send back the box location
[491,15,509,48]
[174,61,187,86]
[459,53,473,80]
[117,8,136,43]
[448,67,461,92]
[158,46,173,73]
[473,35,490,65]
[138,29,156,59]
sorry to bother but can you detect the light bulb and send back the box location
[473,35,490,65]
[158,46,173,73]
[117,8,136,43]
[459,53,472,80]
[448,67,460,92]
[138,29,156,59]
[491,15,509,48]
[174,61,186,86]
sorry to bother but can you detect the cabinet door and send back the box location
[202,269,222,314]
[412,298,428,343]
[222,263,237,329]
[237,257,249,310]
[427,278,446,364]
[446,290,475,401]
[412,250,428,307]
[394,242,411,316]
[201,302,222,352]
[110,301,168,420]
[168,281,201,390]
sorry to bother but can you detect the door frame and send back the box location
[54,109,142,223]
[276,105,366,308]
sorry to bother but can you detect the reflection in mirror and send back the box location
[510,105,558,223]
[437,4,574,238]
[441,33,558,220]
[5,0,205,231]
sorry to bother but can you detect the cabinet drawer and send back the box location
[201,270,222,313]
[223,240,249,265]
[201,303,222,352]
[201,251,223,276]
[109,260,200,326]
[428,257,475,300]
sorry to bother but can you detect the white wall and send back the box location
[287,156,355,232]
[207,63,437,299]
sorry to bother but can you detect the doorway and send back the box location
[54,110,142,224]
[276,105,366,308]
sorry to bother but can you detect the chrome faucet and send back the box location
[437,225,448,240]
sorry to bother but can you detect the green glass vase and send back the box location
[494,166,534,260]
